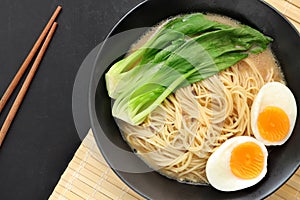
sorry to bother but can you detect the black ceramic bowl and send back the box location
[89,0,300,199]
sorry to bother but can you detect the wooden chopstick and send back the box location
[0,6,62,114]
[0,22,58,147]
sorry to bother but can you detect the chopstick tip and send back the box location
[52,22,58,28]
[55,5,62,14]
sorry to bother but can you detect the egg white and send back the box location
[206,136,268,192]
[251,82,297,146]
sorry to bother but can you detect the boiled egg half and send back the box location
[251,82,297,146]
[206,136,268,191]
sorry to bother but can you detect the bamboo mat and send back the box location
[49,130,300,200]
[49,130,142,200]
[49,1,300,199]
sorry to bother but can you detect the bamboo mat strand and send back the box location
[50,1,300,199]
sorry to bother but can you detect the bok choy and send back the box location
[105,13,272,125]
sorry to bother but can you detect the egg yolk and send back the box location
[230,142,264,179]
[257,106,290,142]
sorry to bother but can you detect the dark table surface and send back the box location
[0,0,142,199]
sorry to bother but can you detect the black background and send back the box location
[0,0,142,199]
